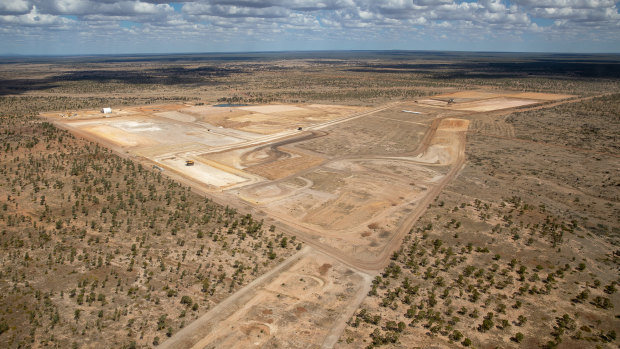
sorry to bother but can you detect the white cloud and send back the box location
[514,0,620,24]
[183,3,290,18]
[33,0,174,17]
[0,0,31,15]
[0,0,618,54]
[0,5,73,27]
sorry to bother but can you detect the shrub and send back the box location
[180,295,193,306]
[513,332,524,343]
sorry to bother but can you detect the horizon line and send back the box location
[2,49,620,59]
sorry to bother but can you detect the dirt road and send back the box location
[159,247,313,349]
[161,246,374,349]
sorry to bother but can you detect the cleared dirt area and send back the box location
[296,110,430,157]
[506,92,575,100]
[235,116,469,267]
[203,131,328,180]
[78,124,159,147]
[41,90,575,348]
[155,110,197,122]
[159,156,249,188]
[450,97,539,111]
[428,90,575,112]
[44,98,473,269]
[244,148,325,180]
[181,103,366,134]
[44,93,554,267]
[433,90,574,101]
[42,103,356,189]
[160,247,372,349]
[63,116,245,150]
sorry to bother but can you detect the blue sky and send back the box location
[0,0,619,55]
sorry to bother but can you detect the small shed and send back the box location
[101,107,112,114]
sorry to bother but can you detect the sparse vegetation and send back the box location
[0,96,297,347]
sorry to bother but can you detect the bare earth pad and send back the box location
[160,248,371,349]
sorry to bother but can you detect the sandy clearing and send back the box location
[159,157,248,188]
[200,148,247,170]
[155,111,196,122]
[181,105,236,116]
[433,91,500,99]
[452,97,539,111]
[412,120,470,164]
[439,118,471,131]
[245,149,325,180]
[125,104,187,113]
[79,125,159,147]
[45,101,467,272]
[166,248,370,349]
[432,91,574,103]
[90,117,246,147]
[111,120,162,132]
[133,143,210,158]
[246,157,438,235]
[239,104,305,113]
[228,113,276,124]
[184,107,254,122]
[418,99,448,106]
[180,103,364,135]
[506,92,575,100]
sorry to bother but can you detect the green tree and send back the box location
[513,332,524,343]
[157,315,167,330]
[180,295,193,307]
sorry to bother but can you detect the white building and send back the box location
[101,107,112,114]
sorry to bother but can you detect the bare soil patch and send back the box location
[245,148,325,180]
[80,124,159,147]
[183,103,365,135]
[164,249,370,349]
[297,108,429,157]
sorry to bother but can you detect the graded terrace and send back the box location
[42,90,571,272]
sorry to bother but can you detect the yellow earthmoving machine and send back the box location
[185,160,194,166]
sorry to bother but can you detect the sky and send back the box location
[0,0,619,55]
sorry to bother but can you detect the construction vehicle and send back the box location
[185,160,194,166]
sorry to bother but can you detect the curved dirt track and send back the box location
[239,130,327,167]
[256,125,467,272]
[352,131,467,270]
